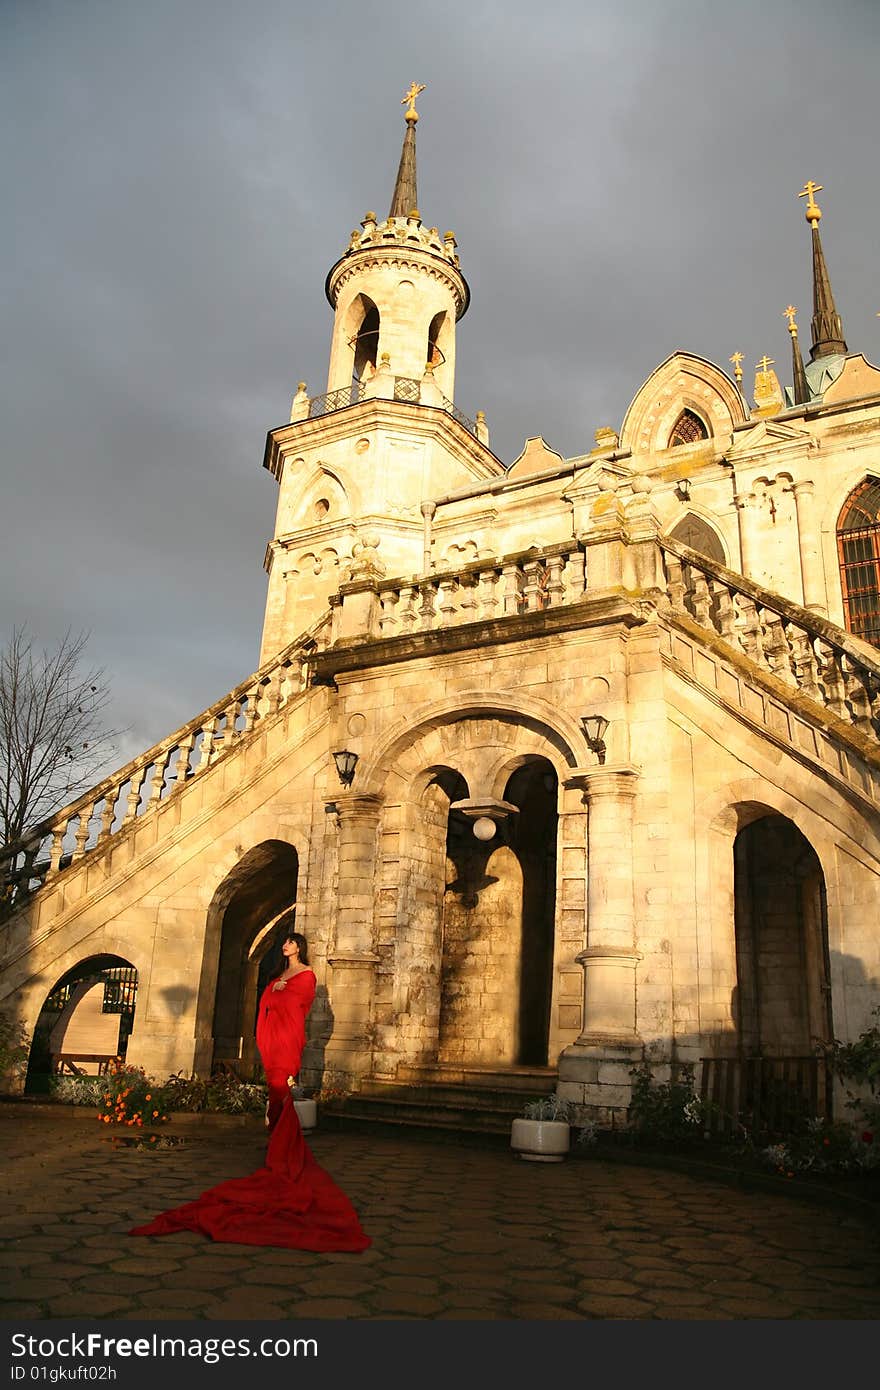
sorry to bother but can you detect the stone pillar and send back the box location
[325,793,383,1079]
[580,493,627,596]
[558,766,642,1121]
[734,492,754,578]
[793,480,828,615]
[289,382,310,422]
[421,501,436,574]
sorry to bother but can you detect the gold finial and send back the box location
[798,180,823,225]
[784,305,798,336]
[402,82,426,122]
[756,354,775,374]
[729,351,744,384]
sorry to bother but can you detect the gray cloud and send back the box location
[3,0,878,760]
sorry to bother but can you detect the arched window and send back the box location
[669,409,709,447]
[669,513,726,564]
[352,296,380,383]
[838,479,880,645]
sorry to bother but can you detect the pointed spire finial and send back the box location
[729,350,744,386]
[402,81,426,123]
[797,179,847,361]
[389,85,424,219]
[798,180,823,226]
[784,306,810,405]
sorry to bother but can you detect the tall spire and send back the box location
[389,82,425,219]
[798,181,848,361]
[784,305,810,406]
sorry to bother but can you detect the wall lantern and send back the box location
[332,749,359,788]
[581,715,610,765]
[675,478,692,502]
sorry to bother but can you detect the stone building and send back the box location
[2,96,879,1122]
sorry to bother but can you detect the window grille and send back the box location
[837,479,880,645]
[669,409,709,447]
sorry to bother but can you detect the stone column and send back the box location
[793,480,828,614]
[325,792,383,1079]
[734,492,755,578]
[421,501,436,574]
[558,766,642,1120]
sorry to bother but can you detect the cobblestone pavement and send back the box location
[1,1109,878,1321]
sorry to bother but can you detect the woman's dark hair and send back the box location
[283,930,309,966]
[264,907,309,978]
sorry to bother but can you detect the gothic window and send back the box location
[669,513,726,564]
[837,478,880,645]
[669,409,709,447]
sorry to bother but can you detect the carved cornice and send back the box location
[326,245,469,318]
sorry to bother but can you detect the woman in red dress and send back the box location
[258,929,315,1132]
[130,924,370,1252]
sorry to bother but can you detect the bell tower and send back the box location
[258,87,500,663]
[324,83,469,402]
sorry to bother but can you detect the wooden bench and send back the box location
[52,1053,119,1077]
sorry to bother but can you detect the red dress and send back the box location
[129,969,370,1252]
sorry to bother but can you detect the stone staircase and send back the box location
[319,1065,558,1144]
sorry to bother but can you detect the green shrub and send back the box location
[0,1013,31,1083]
[627,1060,709,1144]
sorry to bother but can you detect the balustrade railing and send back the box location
[661,536,880,744]
[0,617,331,910]
[375,543,586,637]
[303,377,477,435]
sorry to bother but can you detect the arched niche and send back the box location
[668,512,727,564]
[620,352,749,456]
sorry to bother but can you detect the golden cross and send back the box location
[402,82,426,119]
[756,355,775,374]
[798,180,823,221]
[784,305,798,333]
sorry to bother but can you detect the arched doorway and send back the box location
[25,954,137,1094]
[733,814,831,1055]
[437,758,557,1067]
[199,841,298,1077]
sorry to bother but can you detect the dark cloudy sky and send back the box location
[2,0,878,772]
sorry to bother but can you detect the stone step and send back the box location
[318,1102,515,1145]
[356,1081,543,1114]
[317,1067,560,1141]
[394,1063,558,1092]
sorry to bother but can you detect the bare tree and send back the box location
[0,627,120,850]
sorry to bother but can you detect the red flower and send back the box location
[862,1131,874,1144]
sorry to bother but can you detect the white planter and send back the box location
[294,1098,317,1132]
[510,1117,570,1162]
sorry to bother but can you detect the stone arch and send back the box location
[620,352,749,456]
[194,840,299,1076]
[24,953,138,1094]
[695,780,842,1060]
[358,692,586,798]
[733,813,831,1056]
[332,289,380,384]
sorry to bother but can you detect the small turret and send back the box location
[323,85,470,402]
